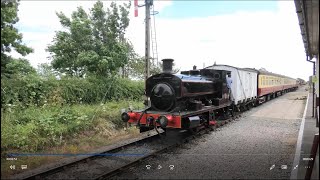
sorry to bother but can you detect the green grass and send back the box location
[1,123,140,179]
[1,100,144,178]
[1,100,144,154]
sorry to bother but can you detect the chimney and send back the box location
[193,65,197,70]
[162,59,174,73]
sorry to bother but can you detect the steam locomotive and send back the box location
[121,59,298,133]
[122,59,233,132]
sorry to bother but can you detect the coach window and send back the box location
[266,78,268,86]
[273,77,275,85]
[265,77,267,86]
[266,77,268,86]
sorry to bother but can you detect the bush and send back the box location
[1,75,144,108]
[1,73,144,152]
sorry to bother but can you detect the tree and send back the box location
[47,1,132,77]
[37,63,59,79]
[1,0,33,76]
[5,58,36,76]
[126,57,179,80]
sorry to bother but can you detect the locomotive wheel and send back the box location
[209,125,216,131]
[162,127,167,136]
[230,106,236,117]
[139,126,150,133]
[230,111,234,117]
[247,104,252,110]
[240,105,246,112]
[188,127,198,134]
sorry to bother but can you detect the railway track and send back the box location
[9,116,240,180]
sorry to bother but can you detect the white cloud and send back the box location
[148,1,312,80]
[13,0,312,80]
[13,1,98,66]
[13,0,171,67]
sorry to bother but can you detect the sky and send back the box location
[12,0,313,81]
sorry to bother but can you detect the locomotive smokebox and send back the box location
[162,59,174,73]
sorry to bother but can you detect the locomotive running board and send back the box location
[171,102,233,118]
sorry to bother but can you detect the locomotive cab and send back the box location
[199,69,231,106]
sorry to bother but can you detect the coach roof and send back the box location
[258,70,296,80]
[205,64,258,73]
[205,64,296,80]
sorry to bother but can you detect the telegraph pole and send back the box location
[144,0,152,107]
[145,0,152,84]
[135,0,153,107]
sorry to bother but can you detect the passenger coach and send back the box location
[257,70,298,102]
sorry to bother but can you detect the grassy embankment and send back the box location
[1,101,144,177]
[1,75,144,177]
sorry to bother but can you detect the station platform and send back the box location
[291,91,319,180]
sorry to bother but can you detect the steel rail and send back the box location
[10,130,164,180]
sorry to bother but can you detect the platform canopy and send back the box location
[294,0,319,59]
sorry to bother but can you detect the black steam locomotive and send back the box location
[146,59,230,112]
[122,59,232,132]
